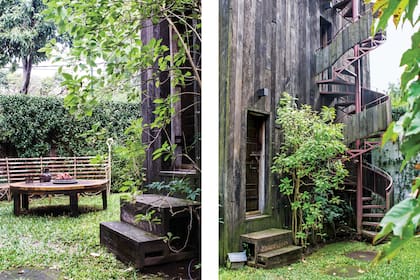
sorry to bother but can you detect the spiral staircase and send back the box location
[316,0,394,239]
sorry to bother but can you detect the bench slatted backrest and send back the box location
[5,156,109,183]
[0,158,8,184]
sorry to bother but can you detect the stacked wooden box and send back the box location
[100,194,200,268]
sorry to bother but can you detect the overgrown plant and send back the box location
[271,93,348,247]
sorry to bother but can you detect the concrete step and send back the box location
[100,221,195,269]
[253,245,302,269]
[241,228,293,254]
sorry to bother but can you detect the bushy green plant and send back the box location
[113,118,146,194]
[146,178,200,201]
[271,93,348,247]
[0,95,139,157]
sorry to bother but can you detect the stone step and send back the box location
[100,221,196,269]
[252,245,302,269]
[241,228,293,255]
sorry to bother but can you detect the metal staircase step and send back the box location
[320,91,355,96]
[361,229,378,239]
[362,221,380,227]
[362,197,373,202]
[254,245,302,269]
[317,78,354,86]
[362,213,385,218]
[362,204,385,209]
[338,68,357,77]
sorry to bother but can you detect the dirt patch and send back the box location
[324,265,365,278]
[0,267,60,280]
[345,250,377,262]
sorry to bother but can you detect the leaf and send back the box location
[381,122,398,146]
[392,0,409,26]
[374,197,419,243]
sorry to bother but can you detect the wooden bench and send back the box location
[0,156,110,201]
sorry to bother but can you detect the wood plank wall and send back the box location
[219,0,325,262]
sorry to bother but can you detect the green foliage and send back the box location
[42,0,201,114]
[372,179,420,264]
[113,118,146,193]
[0,0,59,93]
[365,0,420,265]
[272,93,348,247]
[0,94,139,157]
[146,178,200,201]
[42,0,201,168]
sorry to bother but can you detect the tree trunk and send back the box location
[20,55,33,94]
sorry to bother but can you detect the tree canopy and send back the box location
[0,0,57,94]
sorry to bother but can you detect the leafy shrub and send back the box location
[0,94,140,191]
[146,178,200,201]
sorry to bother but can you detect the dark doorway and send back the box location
[245,113,266,214]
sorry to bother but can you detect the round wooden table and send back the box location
[10,179,108,216]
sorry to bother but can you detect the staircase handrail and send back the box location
[363,162,394,210]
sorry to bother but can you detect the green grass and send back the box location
[219,238,420,280]
[0,194,163,279]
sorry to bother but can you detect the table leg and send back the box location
[22,194,29,210]
[13,192,21,216]
[69,193,79,217]
[101,190,107,210]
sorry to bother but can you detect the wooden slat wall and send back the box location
[219,0,324,261]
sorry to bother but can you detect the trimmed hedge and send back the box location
[0,95,140,158]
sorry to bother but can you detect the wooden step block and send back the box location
[100,221,196,268]
[254,245,302,269]
[241,228,293,254]
[100,221,167,268]
[120,194,200,237]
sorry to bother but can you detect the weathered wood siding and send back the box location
[343,98,391,144]
[219,0,326,262]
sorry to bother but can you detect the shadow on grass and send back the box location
[21,204,104,217]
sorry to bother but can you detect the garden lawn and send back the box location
[0,193,164,280]
[219,238,420,280]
